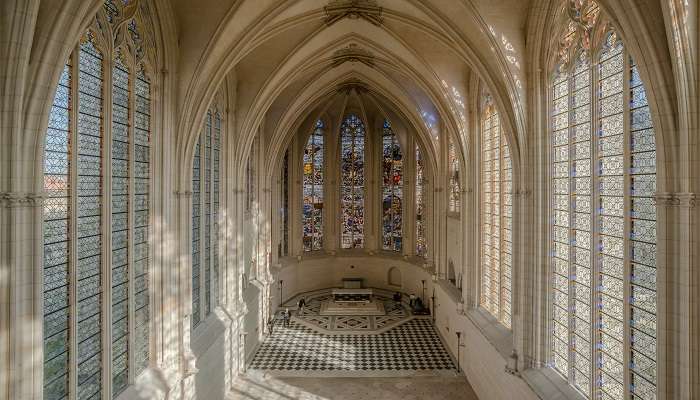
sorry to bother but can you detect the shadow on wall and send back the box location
[388,266,402,287]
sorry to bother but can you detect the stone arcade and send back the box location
[1,1,698,400]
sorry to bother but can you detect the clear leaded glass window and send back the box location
[280,150,289,257]
[303,120,324,252]
[43,24,153,400]
[480,99,512,329]
[381,120,403,252]
[340,114,366,249]
[415,145,427,257]
[448,138,461,213]
[191,110,222,328]
[549,2,657,398]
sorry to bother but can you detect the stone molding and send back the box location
[0,192,45,208]
[324,0,383,26]
[331,43,375,67]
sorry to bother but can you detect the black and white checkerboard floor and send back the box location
[249,319,455,374]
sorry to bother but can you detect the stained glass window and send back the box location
[42,6,155,399]
[111,54,130,396]
[133,66,151,376]
[549,3,657,398]
[303,120,324,252]
[340,114,366,249]
[76,38,104,400]
[382,120,403,252]
[212,112,221,309]
[448,138,461,213]
[415,146,427,257]
[246,145,255,212]
[280,151,289,256]
[204,112,212,317]
[191,137,201,327]
[191,109,221,328]
[43,60,72,400]
[480,100,512,329]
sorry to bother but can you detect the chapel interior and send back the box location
[1,1,698,399]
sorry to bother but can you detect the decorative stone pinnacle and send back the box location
[324,0,383,26]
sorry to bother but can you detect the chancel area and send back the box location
[1,1,698,400]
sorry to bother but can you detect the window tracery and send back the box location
[480,98,512,329]
[381,120,403,252]
[549,2,658,398]
[340,114,366,249]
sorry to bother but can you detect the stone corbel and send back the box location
[1,192,46,208]
[324,0,383,26]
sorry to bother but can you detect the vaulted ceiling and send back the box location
[167,0,531,174]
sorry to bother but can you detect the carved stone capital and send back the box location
[324,0,383,26]
[1,192,45,208]
[677,193,696,208]
[654,192,681,206]
[331,43,375,68]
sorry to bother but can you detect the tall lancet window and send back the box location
[381,120,403,252]
[480,98,513,328]
[415,145,427,257]
[280,150,289,256]
[448,138,461,213]
[549,2,658,398]
[42,6,154,396]
[302,120,324,252]
[340,114,366,249]
[191,110,222,328]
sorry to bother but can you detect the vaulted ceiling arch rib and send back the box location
[172,0,529,180]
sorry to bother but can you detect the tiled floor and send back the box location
[249,319,454,374]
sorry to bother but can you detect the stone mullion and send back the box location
[621,50,633,399]
[590,60,602,400]
[101,52,114,400]
[566,69,576,387]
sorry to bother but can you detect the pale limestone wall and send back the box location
[1,1,697,400]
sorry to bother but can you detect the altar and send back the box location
[319,288,386,316]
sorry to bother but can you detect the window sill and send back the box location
[521,367,587,400]
[436,279,463,304]
[464,307,513,360]
[280,251,432,270]
[191,309,227,356]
